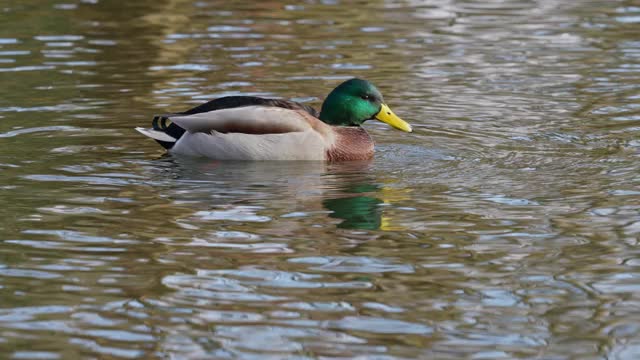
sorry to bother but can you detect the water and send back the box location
[1,0,639,358]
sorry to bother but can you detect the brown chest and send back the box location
[326,127,375,162]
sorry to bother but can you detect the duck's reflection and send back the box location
[322,184,382,230]
[322,162,414,231]
[145,157,406,231]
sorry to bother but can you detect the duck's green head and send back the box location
[319,78,412,132]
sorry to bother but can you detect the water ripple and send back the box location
[0,0,639,358]
[290,257,415,274]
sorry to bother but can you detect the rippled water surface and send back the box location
[1,0,640,358]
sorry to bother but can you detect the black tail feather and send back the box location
[151,115,186,149]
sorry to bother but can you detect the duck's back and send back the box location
[140,96,320,150]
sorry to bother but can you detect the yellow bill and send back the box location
[374,103,412,132]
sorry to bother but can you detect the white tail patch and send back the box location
[135,127,176,143]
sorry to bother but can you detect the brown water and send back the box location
[1,0,639,358]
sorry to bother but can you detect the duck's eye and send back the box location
[360,94,371,100]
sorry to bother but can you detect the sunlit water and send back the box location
[1,0,639,358]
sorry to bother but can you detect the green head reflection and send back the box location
[323,184,383,230]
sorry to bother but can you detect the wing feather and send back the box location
[167,106,315,135]
[178,96,318,117]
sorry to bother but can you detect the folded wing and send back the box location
[168,106,314,135]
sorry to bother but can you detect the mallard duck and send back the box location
[135,78,412,161]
